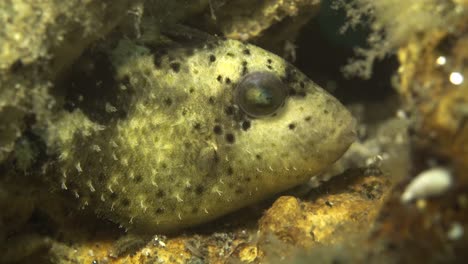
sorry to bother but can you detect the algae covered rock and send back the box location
[0,0,140,163]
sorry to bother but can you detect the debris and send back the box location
[401,167,452,203]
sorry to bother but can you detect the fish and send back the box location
[50,31,356,233]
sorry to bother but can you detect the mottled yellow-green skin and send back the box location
[50,35,356,233]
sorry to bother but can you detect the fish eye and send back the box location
[235,72,288,117]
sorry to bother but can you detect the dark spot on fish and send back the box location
[225,106,235,115]
[213,125,223,135]
[227,167,234,175]
[155,207,165,214]
[288,123,296,130]
[121,198,131,207]
[10,59,23,73]
[304,116,312,122]
[225,78,231,84]
[241,120,251,131]
[241,61,248,75]
[282,66,296,84]
[153,50,167,68]
[217,75,222,82]
[156,190,165,198]
[170,62,181,72]
[209,54,216,63]
[97,172,106,183]
[195,185,205,195]
[193,123,201,130]
[243,49,251,55]
[255,154,262,160]
[184,141,192,149]
[64,51,131,124]
[207,43,215,50]
[225,133,235,143]
[185,48,195,56]
[164,98,172,106]
[297,91,306,97]
[208,96,215,104]
[267,65,273,70]
[134,175,143,183]
[109,192,118,200]
[267,58,272,64]
[324,109,329,114]
[227,52,235,57]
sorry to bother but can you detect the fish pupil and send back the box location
[236,72,287,117]
[245,85,273,106]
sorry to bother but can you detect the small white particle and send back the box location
[61,180,68,190]
[213,187,222,196]
[110,140,118,148]
[87,181,96,192]
[91,144,101,152]
[447,222,464,241]
[13,32,22,41]
[75,162,82,173]
[436,56,446,65]
[142,248,151,257]
[401,167,452,203]
[151,180,158,187]
[449,72,464,85]
[140,200,147,212]
[396,109,408,119]
[154,237,166,247]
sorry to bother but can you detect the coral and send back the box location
[206,0,320,41]
[195,0,320,58]
[0,0,140,163]
[334,0,466,79]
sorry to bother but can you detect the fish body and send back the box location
[52,34,356,232]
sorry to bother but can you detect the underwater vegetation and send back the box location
[0,0,467,263]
